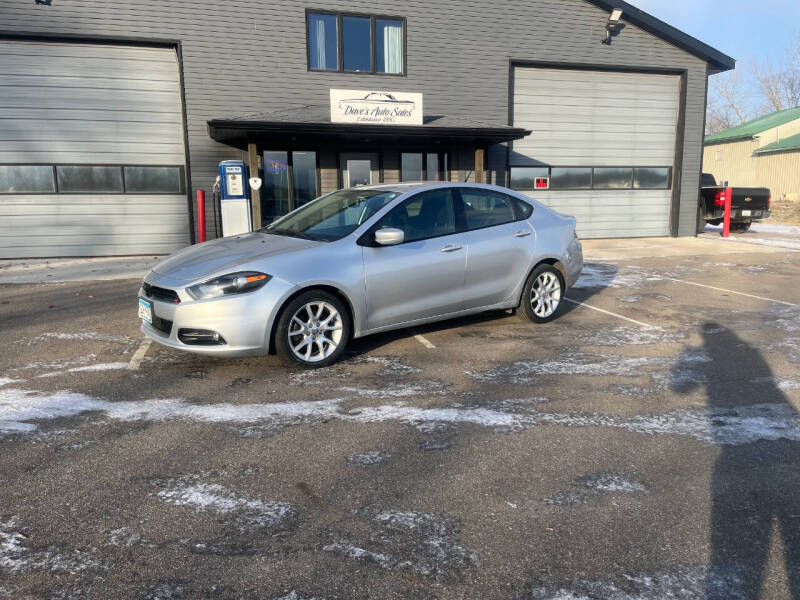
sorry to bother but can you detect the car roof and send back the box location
[343,182,508,195]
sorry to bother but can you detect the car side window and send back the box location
[459,189,517,231]
[376,189,457,243]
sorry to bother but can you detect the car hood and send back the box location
[152,232,321,283]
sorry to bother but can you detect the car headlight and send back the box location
[186,271,272,300]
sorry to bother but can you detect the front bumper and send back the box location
[138,273,297,357]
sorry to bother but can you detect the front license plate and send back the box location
[741,210,752,216]
[138,298,153,324]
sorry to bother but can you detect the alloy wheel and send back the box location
[287,301,343,363]
[530,271,562,318]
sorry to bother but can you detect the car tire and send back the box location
[275,290,351,368]
[519,264,565,324]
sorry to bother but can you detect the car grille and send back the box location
[142,282,180,304]
[151,313,173,336]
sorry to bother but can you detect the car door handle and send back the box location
[513,230,532,238]
[440,244,463,253]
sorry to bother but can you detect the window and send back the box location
[401,152,447,182]
[307,12,405,74]
[124,166,184,193]
[509,167,549,190]
[512,166,671,191]
[56,166,123,193]
[342,16,371,72]
[551,167,591,190]
[262,151,290,221]
[0,165,55,193]
[460,189,517,230]
[401,153,423,182]
[593,168,633,190]
[375,19,404,74]
[267,188,398,242]
[307,12,338,70]
[292,151,318,207]
[634,167,670,189]
[378,188,456,243]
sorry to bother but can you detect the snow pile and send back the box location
[346,451,390,466]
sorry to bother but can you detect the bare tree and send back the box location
[752,35,800,112]
[707,70,752,133]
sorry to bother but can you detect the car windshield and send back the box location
[263,189,400,242]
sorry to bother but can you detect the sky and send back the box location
[628,0,800,67]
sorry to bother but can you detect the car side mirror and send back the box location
[374,228,404,246]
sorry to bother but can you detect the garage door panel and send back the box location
[0,40,189,258]
[511,66,679,239]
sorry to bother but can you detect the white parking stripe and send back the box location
[411,331,436,349]
[127,339,151,370]
[562,297,659,329]
[660,276,799,307]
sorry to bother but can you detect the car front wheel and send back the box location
[520,265,564,324]
[275,290,351,368]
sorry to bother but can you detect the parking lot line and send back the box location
[562,297,659,329]
[127,339,151,370]
[411,330,436,349]
[660,276,799,307]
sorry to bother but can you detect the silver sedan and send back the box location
[138,183,583,367]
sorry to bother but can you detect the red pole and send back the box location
[197,190,206,243]
[722,186,732,238]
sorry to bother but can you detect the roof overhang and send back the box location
[585,0,736,73]
[208,117,531,150]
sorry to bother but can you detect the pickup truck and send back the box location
[697,173,771,233]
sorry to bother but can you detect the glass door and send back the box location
[341,153,379,188]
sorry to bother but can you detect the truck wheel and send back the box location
[731,221,751,233]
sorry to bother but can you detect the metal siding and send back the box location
[512,67,679,238]
[0,39,188,258]
[0,0,710,243]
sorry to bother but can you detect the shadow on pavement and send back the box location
[672,322,800,599]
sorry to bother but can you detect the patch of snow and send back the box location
[0,378,17,388]
[572,263,659,290]
[752,376,800,391]
[576,327,687,346]
[346,451,390,466]
[750,223,800,235]
[155,477,295,533]
[67,362,128,373]
[322,542,398,570]
[107,527,154,548]
[0,516,102,575]
[338,381,444,398]
[579,472,646,494]
[526,564,746,599]
[275,592,326,600]
[20,332,136,347]
[11,355,97,374]
[720,236,800,252]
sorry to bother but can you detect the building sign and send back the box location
[330,89,423,126]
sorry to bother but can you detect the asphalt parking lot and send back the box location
[2,227,800,600]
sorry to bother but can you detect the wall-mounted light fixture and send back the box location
[603,8,625,44]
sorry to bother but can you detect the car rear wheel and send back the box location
[275,290,351,368]
[520,264,564,324]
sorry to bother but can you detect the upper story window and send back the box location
[307,11,405,75]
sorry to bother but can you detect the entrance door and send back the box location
[341,153,379,188]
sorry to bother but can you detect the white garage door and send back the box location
[0,40,190,258]
[510,66,680,238]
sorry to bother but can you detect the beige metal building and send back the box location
[703,107,800,206]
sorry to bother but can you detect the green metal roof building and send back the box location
[703,108,800,213]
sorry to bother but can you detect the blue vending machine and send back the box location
[219,160,252,237]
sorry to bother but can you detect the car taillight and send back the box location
[714,191,727,207]
[768,194,772,210]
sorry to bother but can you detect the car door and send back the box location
[458,188,535,309]
[362,188,467,330]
